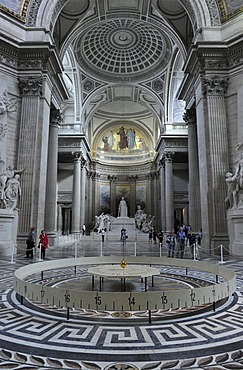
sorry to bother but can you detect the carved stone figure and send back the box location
[225,172,238,209]
[5,174,21,210]
[118,197,128,217]
[0,171,7,208]
[0,165,24,210]
[94,213,114,232]
[135,205,145,229]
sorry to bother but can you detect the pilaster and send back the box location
[80,155,87,229]
[128,175,137,217]
[108,175,117,216]
[71,152,81,233]
[203,76,229,248]
[159,157,166,231]
[183,107,201,232]
[165,152,174,231]
[45,107,62,244]
[17,76,51,238]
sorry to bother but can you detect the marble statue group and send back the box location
[94,213,114,232]
[225,148,243,209]
[0,165,24,210]
[135,205,155,232]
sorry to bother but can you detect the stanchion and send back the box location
[134,241,137,256]
[193,244,197,261]
[9,243,16,264]
[38,244,42,261]
[74,241,78,258]
[219,244,226,264]
[100,242,103,257]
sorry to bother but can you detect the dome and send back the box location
[75,18,172,82]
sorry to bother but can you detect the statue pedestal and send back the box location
[227,208,243,256]
[0,209,18,257]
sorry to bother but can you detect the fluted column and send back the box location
[153,172,159,229]
[108,175,117,216]
[159,158,166,231]
[183,108,201,232]
[17,77,51,236]
[45,108,62,243]
[128,175,137,217]
[165,152,174,231]
[146,173,153,215]
[80,156,86,229]
[71,152,81,233]
[203,76,229,236]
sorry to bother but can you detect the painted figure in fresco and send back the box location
[117,126,128,150]
[128,128,136,149]
[102,136,110,151]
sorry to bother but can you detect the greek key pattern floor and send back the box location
[0,254,242,369]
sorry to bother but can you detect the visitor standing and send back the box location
[120,227,127,241]
[166,229,175,258]
[25,227,35,258]
[148,229,153,242]
[176,226,186,258]
[101,229,106,243]
[187,230,197,258]
[82,224,86,236]
[38,230,49,260]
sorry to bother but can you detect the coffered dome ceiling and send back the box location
[75,18,172,82]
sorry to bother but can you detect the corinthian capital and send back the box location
[164,152,175,162]
[19,77,43,96]
[183,108,196,126]
[203,76,228,96]
[50,107,63,126]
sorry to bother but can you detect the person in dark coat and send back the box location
[25,227,35,258]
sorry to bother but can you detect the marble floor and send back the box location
[0,235,243,370]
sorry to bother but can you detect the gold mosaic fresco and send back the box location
[0,0,30,22]
[217,0,243,22]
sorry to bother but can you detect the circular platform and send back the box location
[87,264,160,278]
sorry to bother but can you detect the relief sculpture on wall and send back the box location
[225,143,243,209]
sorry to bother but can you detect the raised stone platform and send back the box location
[110,217,136,237]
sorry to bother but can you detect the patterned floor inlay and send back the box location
[0,247,242,369]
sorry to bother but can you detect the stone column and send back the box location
[80,155,86,229]
[146,173,153,215]
[153,172,159,229]
[159,158,166,231]
[71,152,81,233]
[183,108,201,232]
[203,76,229,247]
[165,152,174,231]
[44,108,62,244]
[87,172,93,229]
[94,173,100,216]
[128,175,137,217]
[17,77,51,238]
[109,175,117,216]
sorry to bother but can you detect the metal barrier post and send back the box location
[10,243,16,264]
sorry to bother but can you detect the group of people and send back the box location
[25,228,49,260]
[148,225,202,259]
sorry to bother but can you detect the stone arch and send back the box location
[26,0,221,31]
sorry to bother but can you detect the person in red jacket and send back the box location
[38,229,49,260]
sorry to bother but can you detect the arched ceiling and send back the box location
[1,0,242,166]
[56,0,191,151]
